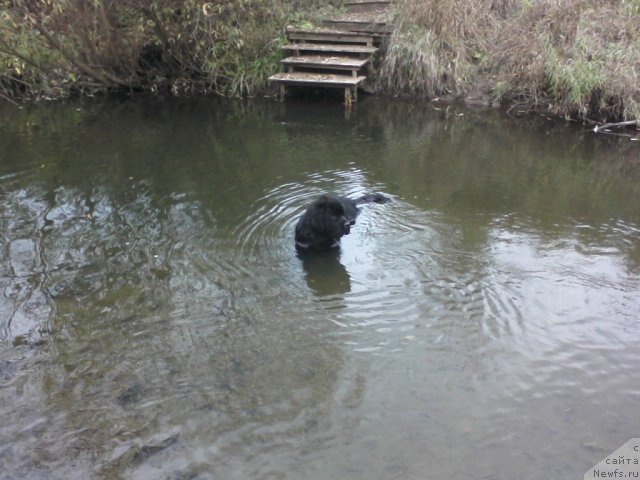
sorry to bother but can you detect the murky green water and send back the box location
[1,97,639,479]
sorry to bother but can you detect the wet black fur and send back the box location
[294,193,389,251]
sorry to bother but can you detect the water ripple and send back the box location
[233,168,391,258]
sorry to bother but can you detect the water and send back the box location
[1,97,639,479]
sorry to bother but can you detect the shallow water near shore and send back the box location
[1,97,639,479]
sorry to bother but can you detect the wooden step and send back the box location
[345,0,391,11]
[269,72,366,88]
[345,0,391,4]
[280,55,369,73]
[286,27,375,46]
[282,43,378,55]
[322,19,393,34]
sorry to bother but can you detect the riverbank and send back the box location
[379,0,640,122]
[1,0,639,122]
[0,0,337,101]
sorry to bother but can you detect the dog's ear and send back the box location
[316,195,346,217]
[315,194,332,210]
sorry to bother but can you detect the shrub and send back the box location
[382,0,640,121]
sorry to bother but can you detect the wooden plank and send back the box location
[286,26,375,37]
[345,0,391,7]
[268,72,366,88]
[280,55,369,71]
[287,31,373,45]
[282,43,378,55]
[286,28,375,45]
[324,11,392,23]
[322,20,393,34]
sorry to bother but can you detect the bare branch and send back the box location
[29,21,134,88]
[593,120,638,133]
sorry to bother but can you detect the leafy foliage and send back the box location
[0,0,335,100]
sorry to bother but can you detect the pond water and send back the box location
[1,97,639,479]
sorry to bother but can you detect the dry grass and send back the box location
[381,0,640,121]
[1,0,638,120]
[0,0,340,100]
[378,0,503,97]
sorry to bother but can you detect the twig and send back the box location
[0,91,20,107]
[506,101,527,116]
[0,42,52,73]
[599,131,637,139]
[29,22,133,88]
[593,120,638,133]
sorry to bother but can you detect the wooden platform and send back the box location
[280,55,369,75]
[282,43,378,56]
[322,2,393,34]
[321,19,394,34]
[269,72,366,87]
[269,72,366,103]
[286,27,376,46]
[345,0,391,11]
[268,1,393,104]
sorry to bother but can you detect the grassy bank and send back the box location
[380,0,640,121]
[0,0,336,102]
[1,0,639,122]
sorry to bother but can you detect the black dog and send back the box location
[295,193,389,250]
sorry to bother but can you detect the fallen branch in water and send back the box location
[593,120,638,133]
[0,91,20,107]
[506,102,528,116]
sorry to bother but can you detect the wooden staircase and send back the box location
[269,0,392,104]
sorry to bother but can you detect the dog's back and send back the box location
[294,193,390,251]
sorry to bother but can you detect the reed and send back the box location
[1,0,638,121]
[381,0,640,121]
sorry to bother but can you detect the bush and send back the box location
[382,0,640,121]
[0,0,337,100]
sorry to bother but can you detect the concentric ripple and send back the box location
[3,99,640,480]
[232,167,391,256]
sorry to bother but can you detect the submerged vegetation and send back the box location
[381,0,640,121]
[1,0,639,121]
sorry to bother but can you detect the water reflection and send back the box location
[0,98,639,479]
[297,248,352,297]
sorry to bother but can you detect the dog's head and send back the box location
[316,194,352,237]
